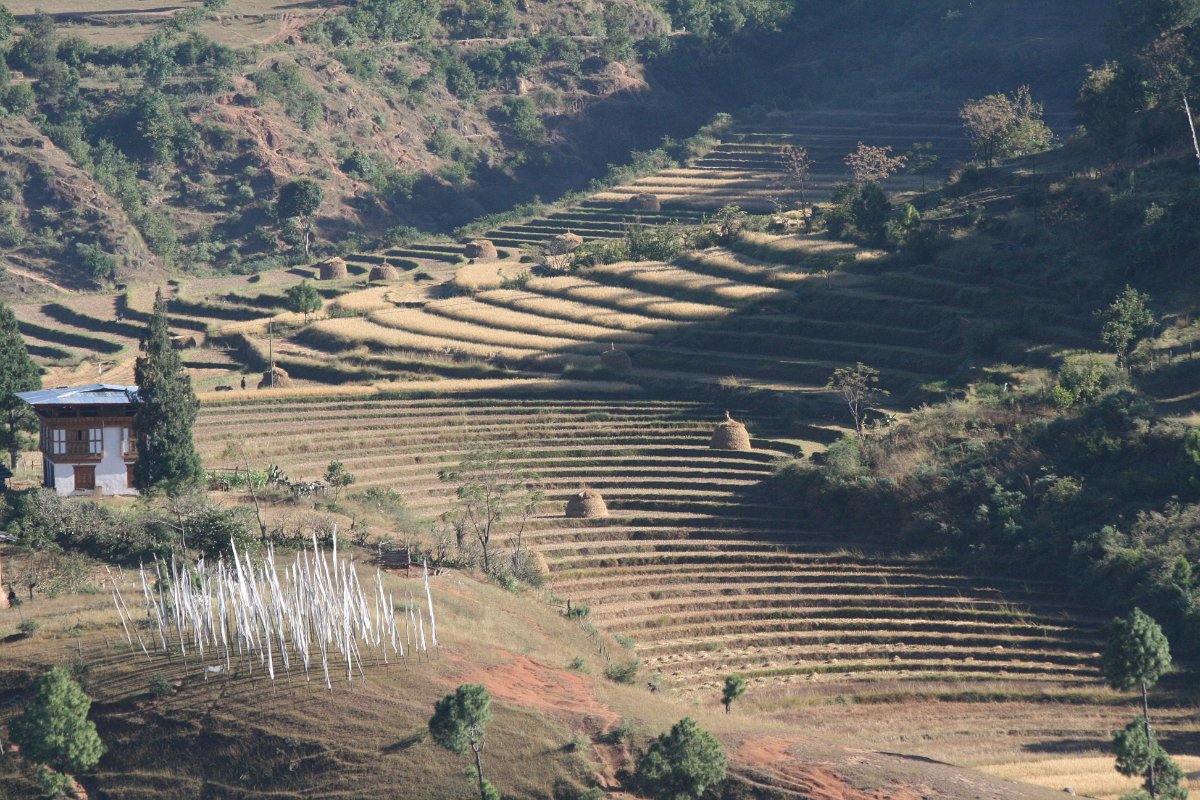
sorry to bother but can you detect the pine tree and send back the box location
[429,684,493,800]
[132,289,203,492]
[0,301,41,469]
[9,666,106,775]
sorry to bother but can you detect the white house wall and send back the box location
[96,426,134,495]
[50,461,75,495]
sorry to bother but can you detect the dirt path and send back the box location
[2,262,74,294]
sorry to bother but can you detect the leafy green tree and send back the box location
[851,183,892,243]
[429,684,494,800]
[721,674,746,714]
[827,362,888,441]
[133,289,204,492]
[498,96,545,148]
[1100,285,1154,370]
[960,86,1054,168]
[0,3,15,43]
[1113,716,1188,800]
[277,178,324,256]
[0,302,41,469]
[285,280,321,323]
[323,459,356,500]
[9,666,105,776]
[352,0,439,40]
[75,242,117,283]
[1102,608,1173,798]
[635,717,726,800]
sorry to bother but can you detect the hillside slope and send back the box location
[0,550,1096,799]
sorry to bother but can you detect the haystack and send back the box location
[369,264,400,282]
[565,488,608,518]
[548,231,584,254]
[600,342,632,374]
[627,192,661,211]
[170,334,198,350]
[318,257,348,280]
[710,410,751,451]
[463,239,498,260]
[257,366,294,389]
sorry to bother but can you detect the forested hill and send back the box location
[0,0,1106,295]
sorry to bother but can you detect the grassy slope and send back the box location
[0,552,1087,800]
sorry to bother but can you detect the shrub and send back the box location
[18,619,40,637]
[603,658,639,683]
[148,673,173,698]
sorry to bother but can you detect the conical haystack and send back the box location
[463,239,498,260]
[627,192,661,211]
[600,342,632,374]
[548,231,584,254]
[369,264,400,282]
[318,257,348,280]
[565,488,608,518]
[258,366,294,389]
[710,410,751,451]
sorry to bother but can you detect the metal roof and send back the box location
[15,384,138,406]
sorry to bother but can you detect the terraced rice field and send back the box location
[191,393,1142,789]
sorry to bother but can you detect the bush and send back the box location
[148,673,173,698]
[18,619,40,637]
[603,658,639,683]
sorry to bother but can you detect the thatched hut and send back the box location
[257,366,294,389]
[710,410,751,451]
[600,343,632,374]
[565,488,608,518]
[318,257,348,280]
[627,192,661,211]
[463,239,498,260]
[369,264,400,282]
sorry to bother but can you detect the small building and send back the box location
[15,384,140,496]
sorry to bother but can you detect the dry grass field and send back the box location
[182,392,1200,797]
[0,542,1094,799]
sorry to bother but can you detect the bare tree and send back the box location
[844,142,906,187]
[826,363,889,441]
[438,445,541,576]
[781,145,814,215]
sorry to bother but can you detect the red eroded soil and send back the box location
[737,736,928,800]
[455,652,617,726]
[450,652,631,789]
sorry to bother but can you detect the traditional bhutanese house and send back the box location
[15,384,140,496]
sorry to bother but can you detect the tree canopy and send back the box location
[1100,285,1155,370]
[721,674,746,714]
[9,666,106,775]
[0,301,41,469]
[429,684,493,800]
[960,86,1053,168]
[635,717,726,800]
[285,280,321,323]
[133,289,204,492]
[1102,607,1172,693]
